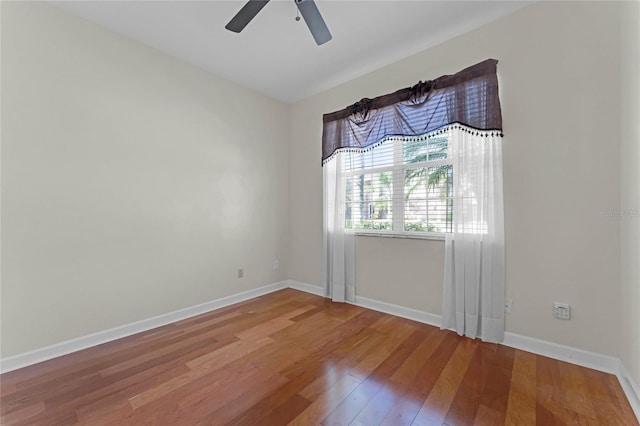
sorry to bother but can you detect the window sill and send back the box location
[351,231,446,241]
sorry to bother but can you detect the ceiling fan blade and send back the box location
[295,0,332,45]
[225,0,270,33]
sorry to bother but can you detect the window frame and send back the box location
[343,134,453,240]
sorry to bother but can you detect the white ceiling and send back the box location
[52,0,530,103]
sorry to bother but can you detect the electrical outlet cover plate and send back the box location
[553,302,570,320]
[504,298,513,314]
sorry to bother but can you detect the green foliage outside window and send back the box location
[345,135,453,233]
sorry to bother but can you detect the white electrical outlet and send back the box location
[553,302,570,320]
[237,268,244,279]
[273,259,279,270]
[504,298,513,314]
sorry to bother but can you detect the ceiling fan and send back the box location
[225,0,332,46]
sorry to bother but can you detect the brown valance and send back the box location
[322,59,503,164]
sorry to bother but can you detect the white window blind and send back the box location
[343,130,453,236]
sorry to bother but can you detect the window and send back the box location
[343,130,453,236]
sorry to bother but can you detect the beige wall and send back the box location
[289,1,622,356]
[1,2,290,357]
[355,237,445,314]
[1,0,634,367]
[620,1,640,386]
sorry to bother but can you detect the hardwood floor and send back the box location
[0,288,637,425]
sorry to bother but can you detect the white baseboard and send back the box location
[2,278,639,424]
[502,332,621,374]
[0,281,289,373]
[353,295,442,328]
[288,280,324,296]
[291,282,639,423]
[291,283,622,376]
[502,331,640,420]
[617,362,640,421]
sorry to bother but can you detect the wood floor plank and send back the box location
[443,341,493,426]
[199,301,315,341]
[227,351,346,425]
[77,338,226,410]
[10,339,226,425]
[188,372,291,425]
[391,326,444,386]
[233,304,316,341]
[557,361,598,424]
[130,337,275,409]
[298,332,387,401]
[235,318,294,340]
[581,367,639,425]
[351,379,407,426]
[98,330,221,377]
[74,399,134,425]
[408,332,460,395]
[185,336,275,370]
[287,374,362,426]
[0,383,17,401]
[9,310,247,395]
[1,289,636,426]
[257,394,312,426]
[475,344,515,424]
[380,387,426,426]
[0,401,45,425]
[130,344,305,424]
[536,355,570,426]
[288,305,325,322]
[412,337,478,425]
[321,376,383,425]
[321,302,366,323]
[371,315,417,336]
[41,338,218,413]
[127,367,261,424]
[505,348,537,425]
[371,328,430,379]
[473,403,504,426]
[269,311,344,347]
[224,374,316,426]
[152,312,243,341]
[242,291,317,315]
[606,373,640,425]
[347,325,415,381]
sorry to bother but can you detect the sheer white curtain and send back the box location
[441,127,505,343]
[322,152,355,302]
